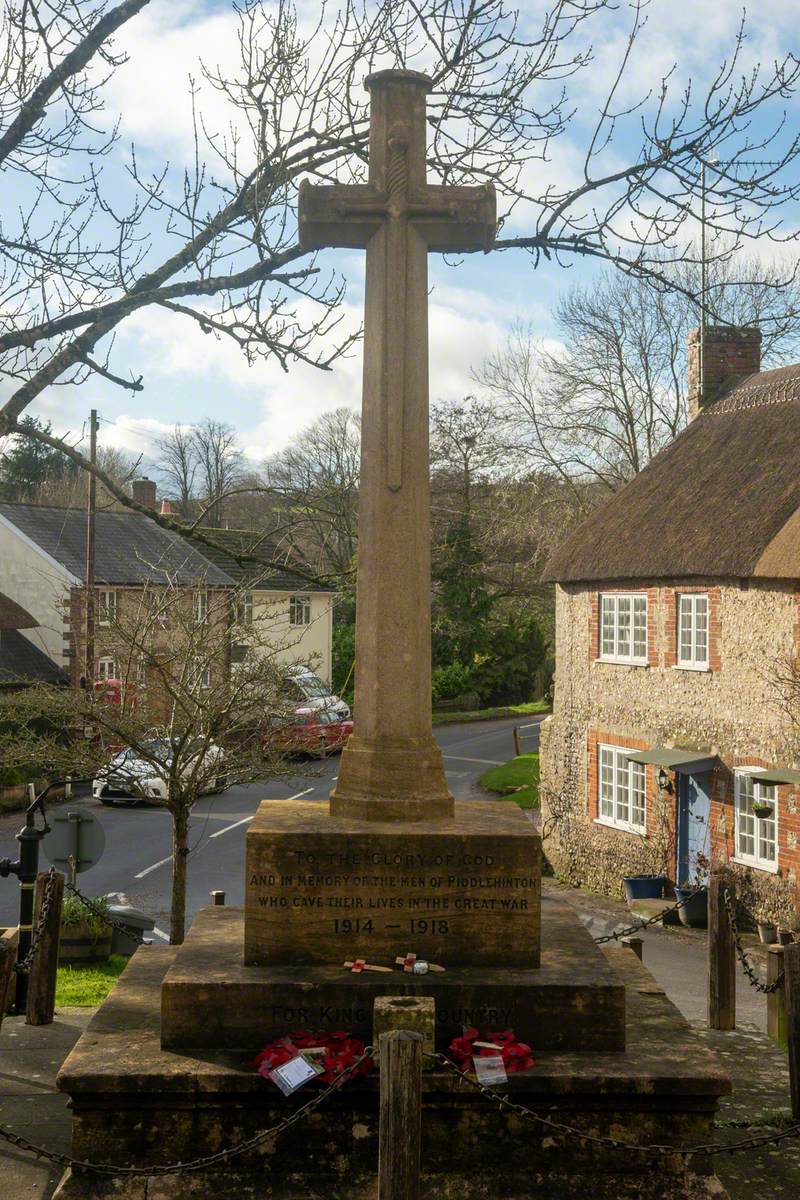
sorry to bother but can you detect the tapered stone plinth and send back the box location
[330,734,454,820]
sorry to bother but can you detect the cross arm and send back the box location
[298,181,382,251]
[412,183,496,253]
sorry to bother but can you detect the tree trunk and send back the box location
[170,806,190,945]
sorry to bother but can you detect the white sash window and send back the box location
[599,593,648,664]
[597,745,647,833]
[677,593,709,669]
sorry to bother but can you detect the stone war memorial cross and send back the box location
[300,69,495,821]
[235,68,548,988]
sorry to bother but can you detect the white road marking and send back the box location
[209,787,315,839]
[443,755,504,765]
[134,855,172,880]
[152,927,170,942]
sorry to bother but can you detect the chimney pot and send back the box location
[688,325,761,420]
[131,478,157,509]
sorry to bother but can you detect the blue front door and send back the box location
[676,772,712,885]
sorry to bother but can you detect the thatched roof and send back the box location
[0,592,37,630]
[545,363,800,584]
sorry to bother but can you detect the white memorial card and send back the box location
[268,1055,323,1096]
[473,1054,508,1087]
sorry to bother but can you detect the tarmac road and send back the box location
[0,714,540,938]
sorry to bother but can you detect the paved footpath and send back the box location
[1,881,799,1198]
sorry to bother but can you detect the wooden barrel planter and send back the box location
[58,920,112,965]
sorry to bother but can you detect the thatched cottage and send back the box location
[540,326,800,926]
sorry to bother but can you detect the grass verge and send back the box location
[55,954,128,1006]
[432,699,549,726]
[479,752,540,810]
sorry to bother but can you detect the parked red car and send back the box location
[263,708,353,758]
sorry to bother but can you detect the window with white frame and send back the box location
[97,589,117,627]
[289,595,311,626]
[193,590,208,625]
[96,656,116,681]
[597,745,647,833]
[189,657,211,689]
[735,772,778,871]
[599,593,648,663]
[677,593,709,669]
[235,592,253,625]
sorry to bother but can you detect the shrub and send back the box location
[432,662,473,704]
[61,891,111,940]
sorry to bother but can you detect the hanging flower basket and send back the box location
[752,801,774,819]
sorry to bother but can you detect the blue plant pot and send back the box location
[623,874,667,902]
[675,885,708,928]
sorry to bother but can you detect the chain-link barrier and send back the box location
[425,1051,800,1159]
[593,890,697,944]
[64,881,147,947]
[13,868,57,975]
[722,887,786,994]
[0,1047,374,1177]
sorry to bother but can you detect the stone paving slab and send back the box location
[0,1007,92,1200]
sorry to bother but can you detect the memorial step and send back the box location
[160,897,625,1052]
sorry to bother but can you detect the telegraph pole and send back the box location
[84,410,98,686]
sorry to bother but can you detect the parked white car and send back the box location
[286,665,350,720]
[93,737,228,807]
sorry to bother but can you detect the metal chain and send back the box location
[65,881,146,946]
[0,1048,374,1177]
[14,868,57,975]
[722,888,785,993]
[425,1052,800,1159]
[593,890,697,944]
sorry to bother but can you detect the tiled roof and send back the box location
[0,503,235,586]
[545,362,800,584]
[0,629,68,687]
[180,527,335,592]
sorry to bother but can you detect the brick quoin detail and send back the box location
[588,592,599,661]
[647,587,658,667]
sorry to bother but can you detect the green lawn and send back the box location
[479,752,540,810]
[432,699,550,726]
[55,954,128,1006]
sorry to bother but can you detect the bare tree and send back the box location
[478,257,800,497]
[0,571,308,942]
[264,407,361,579]
[156,425,198,515]
[0,0,798,540]
[191,419,244,526]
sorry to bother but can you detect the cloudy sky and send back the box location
[21,1,800,470]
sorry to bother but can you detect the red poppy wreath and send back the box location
[447,1027,535,1074]
[254,1030,372,1086]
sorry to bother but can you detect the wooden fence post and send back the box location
[512,726,522,757]
[767,945,787,1047]
[0,929,18,1033]
[25,871,64,1027]
[378,1029,423,1200]
[785,941,800,1120]
[708,876,736,1031]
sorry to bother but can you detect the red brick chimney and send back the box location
[687,325,761,420]
[131,478,157,509]
[160,499,172,516]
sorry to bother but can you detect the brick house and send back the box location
[540,326,800,927]
[0,491,335,692]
